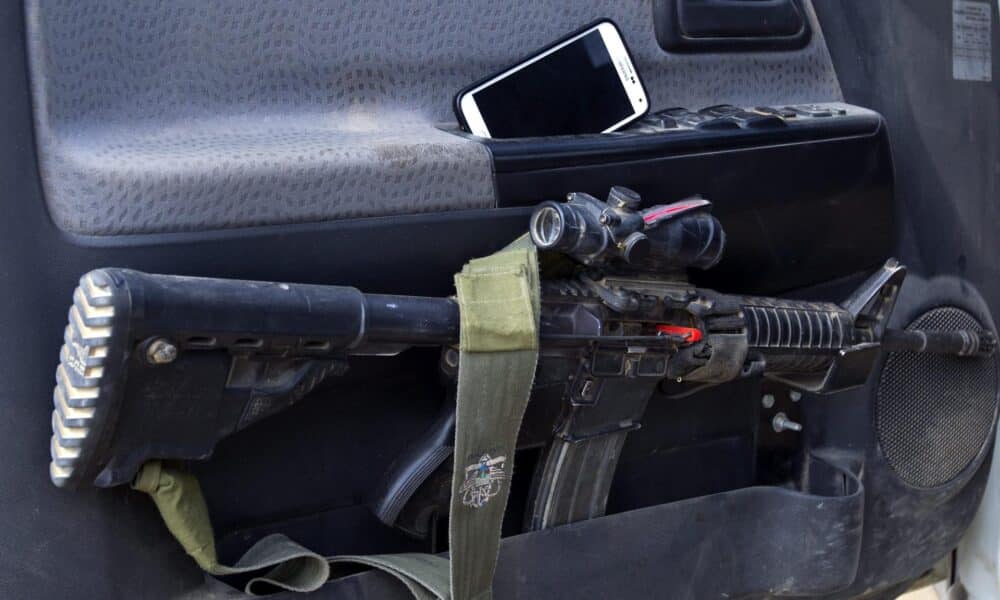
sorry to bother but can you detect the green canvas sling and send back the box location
[134,236,540,599]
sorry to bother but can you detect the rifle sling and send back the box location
[133,236,540,599]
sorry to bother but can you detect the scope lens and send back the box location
[530,205,564,249]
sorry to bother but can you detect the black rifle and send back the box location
[50,187,995,535]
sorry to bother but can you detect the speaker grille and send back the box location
[877,307,998,488]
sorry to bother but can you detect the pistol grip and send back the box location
[370,395,456,532]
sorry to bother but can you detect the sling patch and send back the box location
[461,454,506,508]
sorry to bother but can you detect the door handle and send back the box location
[654,0,812,52]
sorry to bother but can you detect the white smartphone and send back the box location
[454,20,649,139]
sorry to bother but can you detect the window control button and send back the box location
[696,117,741,131]
[785,104,836,117]
[733,112,787,129]
[696,112,788,131]
[698,104,742,117]
[639,113,678,129]
[793,104,847,116]
[660,108,710,126]
[754,106,797,118]
[661,107,693,117]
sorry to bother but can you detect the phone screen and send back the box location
[467,29,640,138]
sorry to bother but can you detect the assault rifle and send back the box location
[50,186,995,535]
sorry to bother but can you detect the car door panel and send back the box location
[1,1,996,599]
